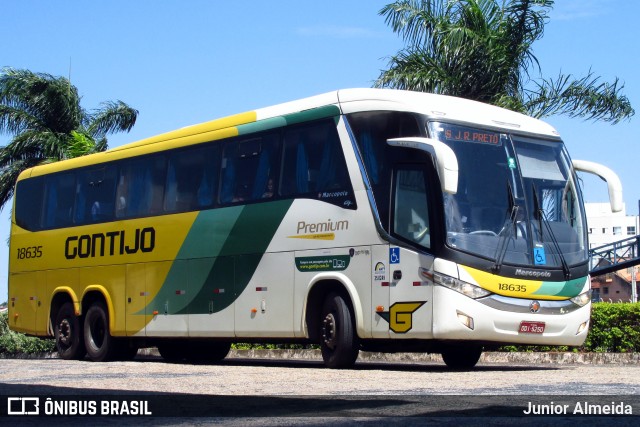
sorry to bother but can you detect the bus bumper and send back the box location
[431,286,590,346]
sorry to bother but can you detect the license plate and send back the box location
[519,321,545,334]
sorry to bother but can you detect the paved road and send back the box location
[1,353,639,395]
[1,352,639,425]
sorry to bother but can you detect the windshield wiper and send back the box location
[492,182,519,274]
[531,183,571,279]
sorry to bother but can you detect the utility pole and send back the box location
[632,265,637,303]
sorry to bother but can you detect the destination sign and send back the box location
[435,124,503,146]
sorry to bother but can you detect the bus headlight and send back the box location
[569,290,592,307]
[434,272,491,299]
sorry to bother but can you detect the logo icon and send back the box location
[373,262,386,281]
[7,397,40,415]
[377,301,425,333]
[529,300,541,313]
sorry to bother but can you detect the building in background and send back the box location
[586,202,639,302]
[586,202,639,249]
[591,261,639,302]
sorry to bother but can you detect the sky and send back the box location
[0,0,638,303]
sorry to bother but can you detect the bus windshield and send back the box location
[428,122,588,269]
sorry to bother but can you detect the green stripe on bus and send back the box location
[237,117,287,135]
[183,199,293,314]
[142,200,293,316]
[237,105,340,136]
[532,277,586,298]
[139,207,242,316]
[282,105,340,125]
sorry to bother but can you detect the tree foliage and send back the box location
[0,68,138,209]
[376,0,634,122]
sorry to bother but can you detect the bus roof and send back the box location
[335,88,560,138]
[18,88,561,179]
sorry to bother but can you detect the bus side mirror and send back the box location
[387,137,459,194]
[572,159,623,213]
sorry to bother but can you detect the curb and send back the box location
[136,348,640,365]
[3,349,638,364]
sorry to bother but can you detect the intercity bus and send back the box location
[8,89,622,369]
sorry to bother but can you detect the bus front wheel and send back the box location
[84,302,117,362]
[319,292,359,369]
[54,302,86,360]
[441,345,482,370]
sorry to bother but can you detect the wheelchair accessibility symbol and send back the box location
[534,247,546,265]
[390,247,400,264]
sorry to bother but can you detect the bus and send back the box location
[8,88,622,369]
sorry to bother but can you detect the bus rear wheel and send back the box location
[157,342,183,362]
[185,341,231,363]
[319,292,359,369]
[441,345,482,370]
[54,302,86,360]
[114,342,139,361]
[84,302,118,362]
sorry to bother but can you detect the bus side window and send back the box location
[392,167,431,248]
[220,142,246,204]
[280,131,308,196]
[165,145,220,212]
[281,120,351,199]
[219,134,280,205]
[116,155,166,218]
[74,166,117,224]
[43,172,76,229]
[15,177,44,231]
[347,111,422,230]
[251,134,279,200]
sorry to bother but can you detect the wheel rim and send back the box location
[322,312,337,350]
[57,318,72,349]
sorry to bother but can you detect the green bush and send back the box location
[584,302,640,352]
[498,302,640,353]
[0,311,55,355]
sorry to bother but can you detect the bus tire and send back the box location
[83,302,117,362]
[185,341,231,363]
[319,292,359,369]
[54,302,86,360]
[157,342,184,362]
[158,341,231,363]
[114,341,139,361]
[441,345,482,370]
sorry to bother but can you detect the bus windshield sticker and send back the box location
[534,246,547,265]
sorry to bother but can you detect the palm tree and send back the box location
[0,67,138,209]
[376,0,634,123]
